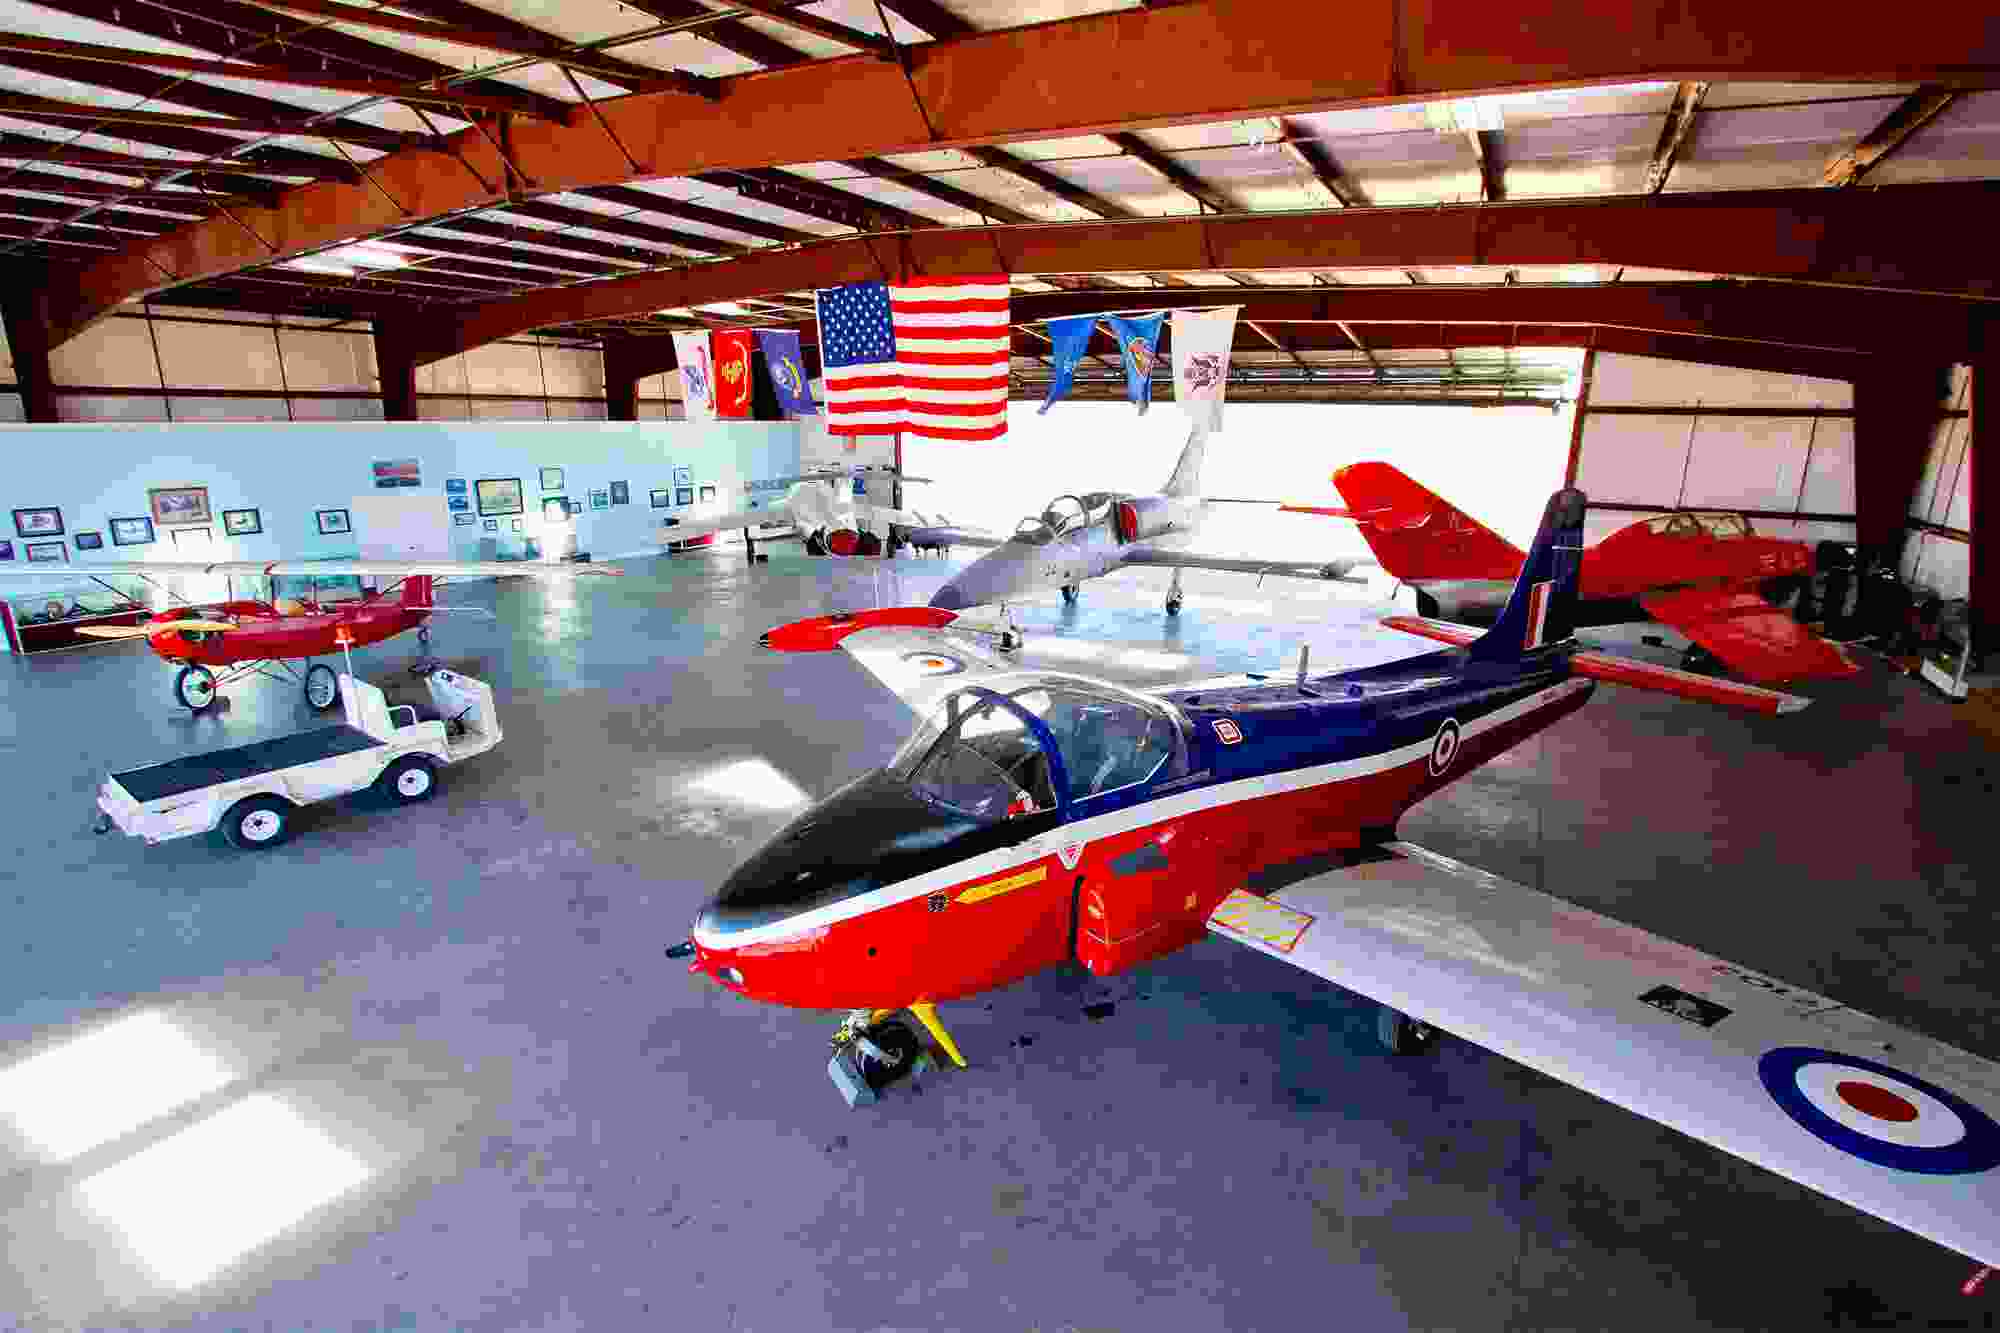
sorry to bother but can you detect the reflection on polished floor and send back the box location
[1,548,1994,1331]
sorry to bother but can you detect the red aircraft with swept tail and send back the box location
[10,559,618,711]
[1287,462,1854,683]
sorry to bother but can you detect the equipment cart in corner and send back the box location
[92,669,501,850]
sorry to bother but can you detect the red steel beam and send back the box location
[43,0,2000,344]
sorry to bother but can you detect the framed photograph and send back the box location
[172,526,212,548]
[315,508,352,536]
[25,540,66,564]
[221,508,262,536]
[589,489,609,511]
[672,465,693,486]
[483,519,499,532]
[510,518,524,533]
[13,507,63,537]
[540,466,565,491]
[447,495,470,512]
[699,484,717,503]
[609,480,630,506]
[0,540,12,560]
[110,516,155,547]
[74,531,104,551]
[445,478,468,495]
[148,486,210,527]
[650,488,672,508]
[675,487,695,507]
[453,512,476,527]
[542,496,571,522]
[371,457,422,489]
[476,477,524,517]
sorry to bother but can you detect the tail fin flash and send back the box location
[1161,425,1207,498]
[1329,462,1524,581]
[400,574,436,610]
[1467,487,1585,662]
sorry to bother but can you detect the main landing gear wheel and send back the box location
[175,664,218,712]
[222,796,292,851]
[856,1019,922,1092]
[304,663,339,711]
[378,755,439,804]
[1165,596,1183,616]
[1061,583,1080,605]
[1377,1004,1438,1055]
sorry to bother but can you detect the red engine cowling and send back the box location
[1113,497,1181,545]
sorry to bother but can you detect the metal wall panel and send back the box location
[58,394,169,421]
[289,398,385,422]
[47,320,165,390]
[168,396,290,421]
[537,345,603,398]
[277,329,379,393]
[1794,417,1857,515]
[1679,415,1812,510]
[415,354,471,397]
[544,400,607,421]
[151,321,288,392]
[1904,533,1970,599]
[0,393,20,422]
[468,397,548,420]
[1590,352,1852,409]
[462,342,547,397]
[1911,418,1970,524]
[1573,414,1697,504]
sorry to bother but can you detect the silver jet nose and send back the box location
[926,545,1034,611]
[930,582,969,611]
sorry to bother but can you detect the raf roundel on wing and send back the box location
[1759,1047,2000,1175]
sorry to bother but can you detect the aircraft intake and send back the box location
[1114,498,1180,544]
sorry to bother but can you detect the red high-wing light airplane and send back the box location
[11,559,619,711]
[1285,462,1855,683]
[666,489,2000,1279]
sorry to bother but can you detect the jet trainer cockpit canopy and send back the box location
[1007,492,1119,546]
[889,677,1184,818]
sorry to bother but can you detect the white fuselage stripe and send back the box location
[693,677,1592,950]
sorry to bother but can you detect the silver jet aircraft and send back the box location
[916,426,1371,614]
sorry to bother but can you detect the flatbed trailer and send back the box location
[92,668,500,850]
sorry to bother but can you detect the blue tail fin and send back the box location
[1467,488,1586,661]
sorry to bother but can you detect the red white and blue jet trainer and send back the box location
[674,487,2000,1276]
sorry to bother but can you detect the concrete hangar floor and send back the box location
[0,547,1993,1332]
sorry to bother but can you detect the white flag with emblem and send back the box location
[671,331,716,422]
[1172,305,1240,434]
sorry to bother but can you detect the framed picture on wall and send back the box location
[650,489,671,509]
[589,489,609,511]
[371,458,422,489]
[540,467,565,491]
[13,507,63,538]
[609,481,629,506]
[222,508,262,536]
[453,512,476,527]
[315,508,352,536]
[445,478,468,495]
[510,519,524,533]
[476,477,524,517]
[172,527,212,548]
[542,496,570,522]
[25,541,66,564]
[110,516,155,547]
[567,499,584,516]
[676,487,695,506]
[483,519,499,532]
[148,486,211,527]
[672,465,693,486]
[0,540,12,560]
[447,496,470,512]
[74,531,104,551]
[699,485,717,503]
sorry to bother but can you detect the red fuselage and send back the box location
[144,598,429,667]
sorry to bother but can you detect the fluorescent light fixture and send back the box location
[686,758,808,811]
[74,1093,371,1290]
[282,258,356,277]
[1425,98,1504,134]
[0,1010,234,1163]
[339,244,411,269]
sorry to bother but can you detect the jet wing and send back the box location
[1207,842,2000,1267]
[1122,546,1372,585]
[0,560,619,578]
[658,507,778,543]
[1640,588,1859,683]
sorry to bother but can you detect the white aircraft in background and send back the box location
[659,464,972,559]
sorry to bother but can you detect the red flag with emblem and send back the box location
[713,329,754,419]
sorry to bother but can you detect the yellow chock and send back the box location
[908,1002,967,1068]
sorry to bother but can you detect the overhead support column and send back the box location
[374,325,420,422]
[1,286,60,423]
[1853,364,1951,566]
[602,335,645,422]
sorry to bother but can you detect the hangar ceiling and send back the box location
[0,0,1996,398]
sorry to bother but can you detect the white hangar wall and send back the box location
[1903,365,1975,600]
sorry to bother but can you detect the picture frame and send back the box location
[171,526,212,548]
[315,508,352,536]
[25,540,66,564]
[650,489,672,508]
[447,495,471,512]
[74,531,104,551]
[672,465,693,486]
[371,457,421,489]
[540,466,565,491]
[445,478,468,495]
[510,518,523,533]
[542,496,571,522]
[483,519,499,532]
[699,484,717,503]
[590,489,609,511]
[221,508,262,536]
[567,499,583,516]
[0,540,12,561]
[453,512,477,527]
[609,480,630,506]
[13,506,63,538]
[476,477,524,517]
[109,516,155,547]
[148,486,210,527]
[675,487,695,506]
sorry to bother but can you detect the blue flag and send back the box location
[754,328,816,416]
[1038,316,1098,414]
[1106,313,1165,415]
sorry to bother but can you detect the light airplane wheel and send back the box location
[1377,1005,1438,1055]
[1165,597,1183,616]
[417,625,431,645]
[378,756,439,804]
[1061,584,1079,605]
[304,663,339,711]
[222,796,291,851]
[175,665,218,712]
[858,1020,922,1091]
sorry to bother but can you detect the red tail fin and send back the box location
[1330,462,1524,582]
[400,575,435,609]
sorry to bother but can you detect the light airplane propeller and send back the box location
[10,559,620,711]
[675,487,2000,1277]
[909,426,1371,614]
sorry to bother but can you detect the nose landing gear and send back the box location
[826,1003,968,1107]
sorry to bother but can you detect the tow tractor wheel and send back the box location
[175,664,218,712]
[379,755,439,804]
[304,663,340,711]
[857,1019,922,1091]
[1060,584,1079,605]
[222,796,292,851]
[1377,1005,1438,1055]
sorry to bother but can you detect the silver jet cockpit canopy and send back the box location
[1008,492,1120,545]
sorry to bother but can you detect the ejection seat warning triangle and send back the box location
[1208,890,1314,954]
[1057,843,1085,870]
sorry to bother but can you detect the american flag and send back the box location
[816,274,1010,441]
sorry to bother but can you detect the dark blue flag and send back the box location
[1038,315,1098,414]
[1106,313,1165,414]
[754,328,816,416]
